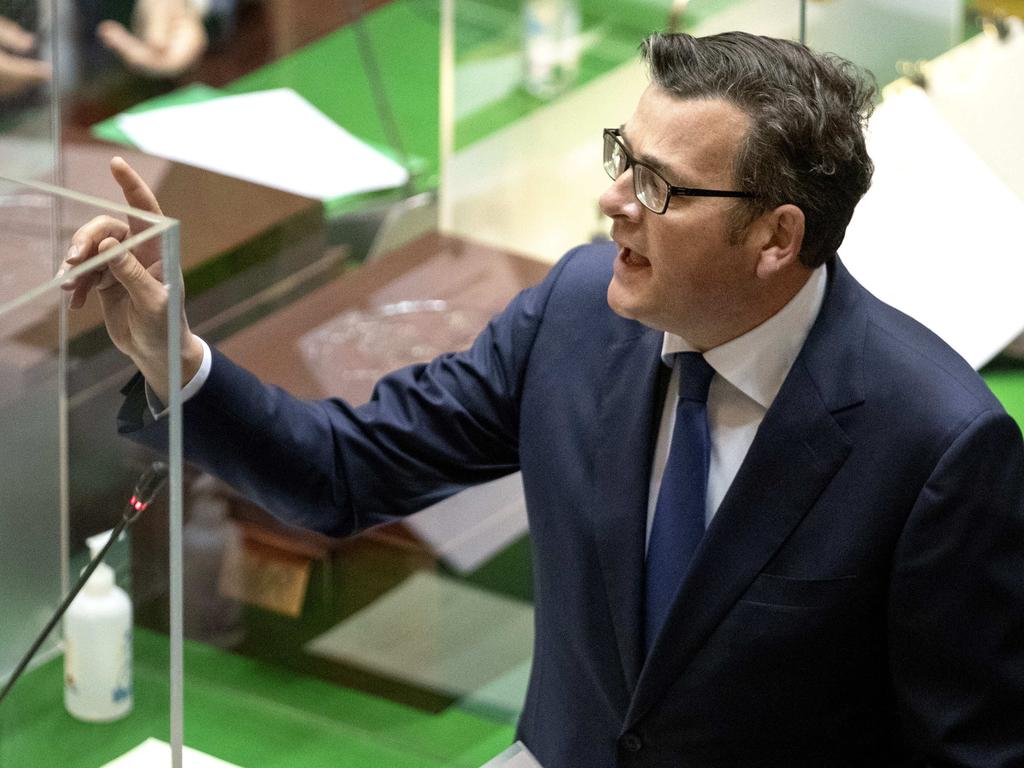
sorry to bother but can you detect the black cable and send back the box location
[0,462,168,706]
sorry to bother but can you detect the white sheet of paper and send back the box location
[100,738,242,768]
[404,472,528,574]
[479,741,544,768]
[304,571,533,697]
[839,86,1024,370]
[115,88,409,200]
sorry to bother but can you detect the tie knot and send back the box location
[675,352,715,403]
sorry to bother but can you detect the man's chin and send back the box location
[606,281,642,321]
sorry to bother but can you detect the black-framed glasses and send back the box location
[603,128,757,214]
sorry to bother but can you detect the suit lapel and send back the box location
[593,325,667,697]
[625,358,853,725]
[623,258,868,727]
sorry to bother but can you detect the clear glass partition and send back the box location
[0,175,182,767]
[439,0,829,263]
[58,0,430,261]
[0,0,60,185]
[803,0,963,88]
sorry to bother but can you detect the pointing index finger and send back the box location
[110,156,163,216]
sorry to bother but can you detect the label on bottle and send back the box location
[64,637,78,693]
[113,627,133,704]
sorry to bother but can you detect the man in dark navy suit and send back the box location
[65,31,1024,767]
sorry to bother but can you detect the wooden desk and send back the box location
[218,231,549,400]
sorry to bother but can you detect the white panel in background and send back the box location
[116,89,408,200]
[921,20,1024,200]
[839,86,1024,370]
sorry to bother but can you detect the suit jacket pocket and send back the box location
[739,572,860,610]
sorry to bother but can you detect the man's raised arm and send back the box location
[60,156,204,402]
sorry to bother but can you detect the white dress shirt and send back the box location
[146,336,213,417]
[645,267,827,548]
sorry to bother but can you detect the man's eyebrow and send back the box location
[618,125,688,184]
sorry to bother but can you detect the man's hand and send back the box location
[97,0,207,79]
[62,157,203,403]
[0,17,51,97]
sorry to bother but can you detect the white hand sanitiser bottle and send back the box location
[63,530,133,722]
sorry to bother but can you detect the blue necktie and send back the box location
[644,352,715,654]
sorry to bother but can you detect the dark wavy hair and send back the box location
[641,31,876,268]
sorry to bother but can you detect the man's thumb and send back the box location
[100,237,162,302]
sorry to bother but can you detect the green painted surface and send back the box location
[982,358,1024,430]
[0,629,515,768]
[223,2,439,175]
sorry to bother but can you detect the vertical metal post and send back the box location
[46,0,69,609]
[799,0,807,45]
[349,0,411,189]
[166,224,184,768]
[439,0,455,232]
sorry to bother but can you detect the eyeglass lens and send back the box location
[603,132,668,212]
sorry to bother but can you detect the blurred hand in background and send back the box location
[97,0,208,78]
[0,15,50,96]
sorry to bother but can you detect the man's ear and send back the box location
[753,204,805,279]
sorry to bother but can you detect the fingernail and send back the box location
[55,268,65,279]
[67,245,79,262]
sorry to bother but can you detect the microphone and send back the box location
[0,461,168,705]
[125,461,169,522]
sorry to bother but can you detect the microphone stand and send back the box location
[0,462,168,705]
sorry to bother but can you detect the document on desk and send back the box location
[479,741,544,768]
[100,738,243,767]
[304,571,533,699]
[115,88,409,200]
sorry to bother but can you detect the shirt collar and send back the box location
[661,266,827,409]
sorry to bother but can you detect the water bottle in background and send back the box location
[523,0,582,99]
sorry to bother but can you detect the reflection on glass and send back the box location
[299,299,492,400]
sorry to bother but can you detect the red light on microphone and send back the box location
[129,496,147,513]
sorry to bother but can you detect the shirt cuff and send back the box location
[145,337,213,419]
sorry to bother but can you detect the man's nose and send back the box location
[598,170,642,222]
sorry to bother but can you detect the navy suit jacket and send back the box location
[126,241,1024,767]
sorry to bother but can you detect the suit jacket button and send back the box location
[620,732,643,753]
